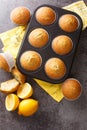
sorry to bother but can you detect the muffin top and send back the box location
[61,78,82,101]
[52,35,73,55]
[20,51,42,71]
[35,6,56,25]
[10,6,31,25]
[45,58,66,79]
[59,14,79,32]
[28,28,49,48]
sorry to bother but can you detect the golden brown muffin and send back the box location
[10,6,31,25]
[59,14,79,32]
[11,66,26,84]
[28,28,49,48]
[45,58,66,79]
[52,35,73,55]
[0,52,15,72]
[20,51,42,71]
[35,6,56,25]
[62,78,82,101]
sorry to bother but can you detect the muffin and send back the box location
[0,52,15,72]
[10,6,31,25]
[20,51,42,71]
[59,14,79,32]
[35,6,56,25]
[62,78,82,101]
[52,35,73,55]
[28,28,49,48]
[45,58,66,79]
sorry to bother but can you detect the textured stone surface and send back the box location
[0,0,87,130]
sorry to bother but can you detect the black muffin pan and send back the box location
[16,4,83,83]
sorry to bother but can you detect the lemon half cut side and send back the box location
[5,94,20,111]
[17,83,33,99]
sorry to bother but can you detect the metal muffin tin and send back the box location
[16,4,83,83]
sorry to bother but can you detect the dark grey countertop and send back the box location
[0,0,87,130]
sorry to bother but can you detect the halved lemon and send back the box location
[17,83,33,99]
[5,93,20,111]
[18,99,39,116]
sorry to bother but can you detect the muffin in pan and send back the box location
[59,14,79,32]
[20,51,42,71]
[35,6,56,25]
[28,28,49,48]
[52,35,73,55]
[44,57,66,79]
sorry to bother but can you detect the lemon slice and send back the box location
[17,83,33,99]
[18,99,39,116]
[5,94,20,111]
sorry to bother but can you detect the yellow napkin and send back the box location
[0,26,27,59]
[0,0,87,102]
[34,79,64,102]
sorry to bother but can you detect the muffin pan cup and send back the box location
[16,4,83,84]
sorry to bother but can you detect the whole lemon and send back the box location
[18,99,39,116]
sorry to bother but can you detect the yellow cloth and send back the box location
[0,26,27,59]
[0,1,87,102]
[34,79,64,102]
